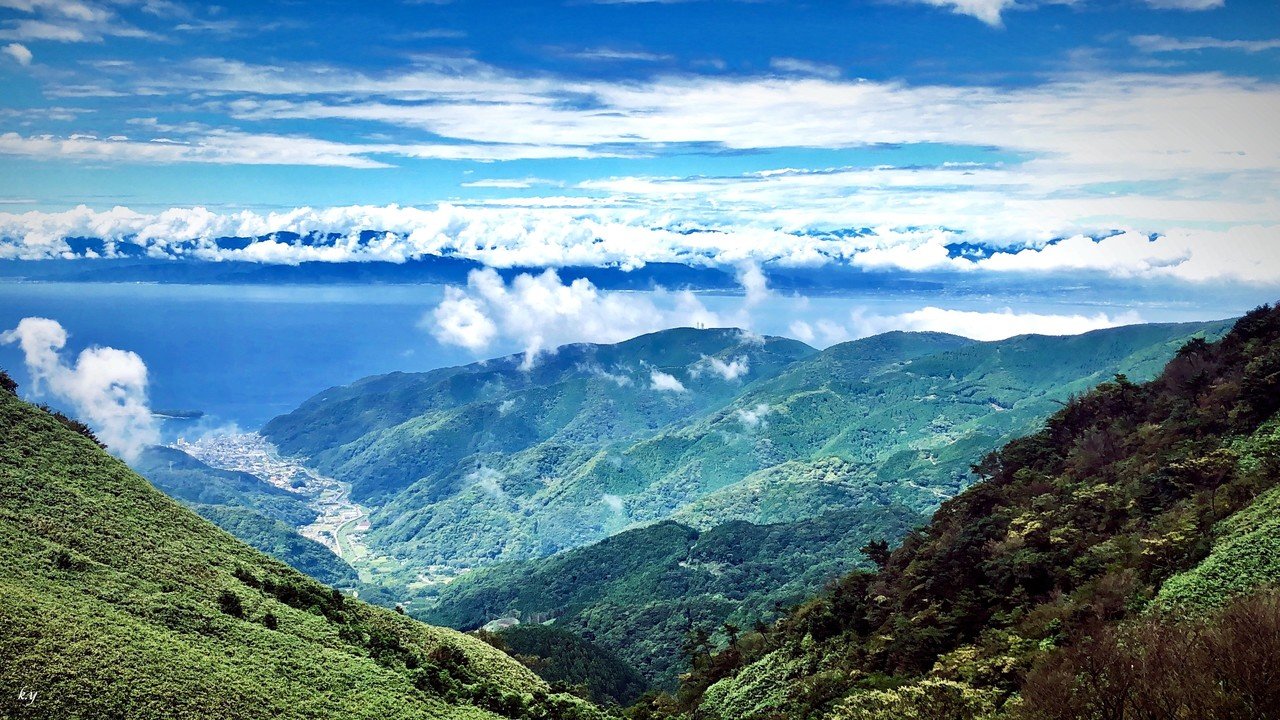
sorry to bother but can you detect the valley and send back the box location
[177,432,371,562]
[196,320,1233,692]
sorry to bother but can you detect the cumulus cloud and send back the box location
[691,355,750,381]
[736,403,773,429]
[649,369,687,393]
[1,317,158,461]
[2,42,32,65]
[427,267,724,366]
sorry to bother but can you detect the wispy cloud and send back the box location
[0,0,157,42]
[768,57,841,78]
[1131,34,1280,54]
[1142,0,1223,9]
[565,46,673,62]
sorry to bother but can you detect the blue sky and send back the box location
[0,0,1277,314]
[1,0,1279,445]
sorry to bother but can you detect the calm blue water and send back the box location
[0,282,474,430]
[0,280,1257,433]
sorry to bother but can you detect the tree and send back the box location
[861,539,891,571]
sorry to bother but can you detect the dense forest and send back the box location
[427,508,921,689]
[634,304,1280,719]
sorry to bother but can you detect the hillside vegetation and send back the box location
[428,507,922,689]
[479,625,651,708]
[263,322,1226,586]
[0,381,604,720]
[646,305,1280,720]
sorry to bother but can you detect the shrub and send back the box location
[217,589,245,618]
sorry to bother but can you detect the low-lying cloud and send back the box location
[858,307,1143,341]
[1,206,1276,285]
[649,369,687,393]
[1,317,158,461]
[692,355,750,381]
[736,403,774,429]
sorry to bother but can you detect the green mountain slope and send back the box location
[264,328,818,568]
[426,505,923,689]
[481,625,650,707]
[588,321,1232,530]
[260,322,1225,592]
[655,305,1280,720]
[134,445,358,586]
[0,384,604,720]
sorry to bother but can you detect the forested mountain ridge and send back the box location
[0,381,605,720]
[262,321,1228,579]
[426,505,923,689]
[650,304,1280,720]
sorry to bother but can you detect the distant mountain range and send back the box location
[264,320,1228,573]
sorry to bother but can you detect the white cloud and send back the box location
[2,42,32,65]
[1,205,1278,284]
[911,0,1016,26]
[789,319,854,347]
[848,306,1142,342]
[601,493,624,513]
[735,403,773,429]
[578,362,633,386]
[426,267,724,366]
[736,261,773,307]
[649,369,687,393]
[0,0,156,43]
[461,177,559,189]
[1143,0,1223,9]
[1132,35,1280,53]
[1,317,158,461]
[465,466,506,498]
[428,288,497,351]
[691,355,749,381]
[169,58,1279,183]
[769,57,841,78]
[0,130,606,168]
[6,54,1279,269]
[568,47,672,62]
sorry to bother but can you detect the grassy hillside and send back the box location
[134,445,357,586]
[0,382,604,720]
[648,305,1280,720]
[427,505,922,689]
